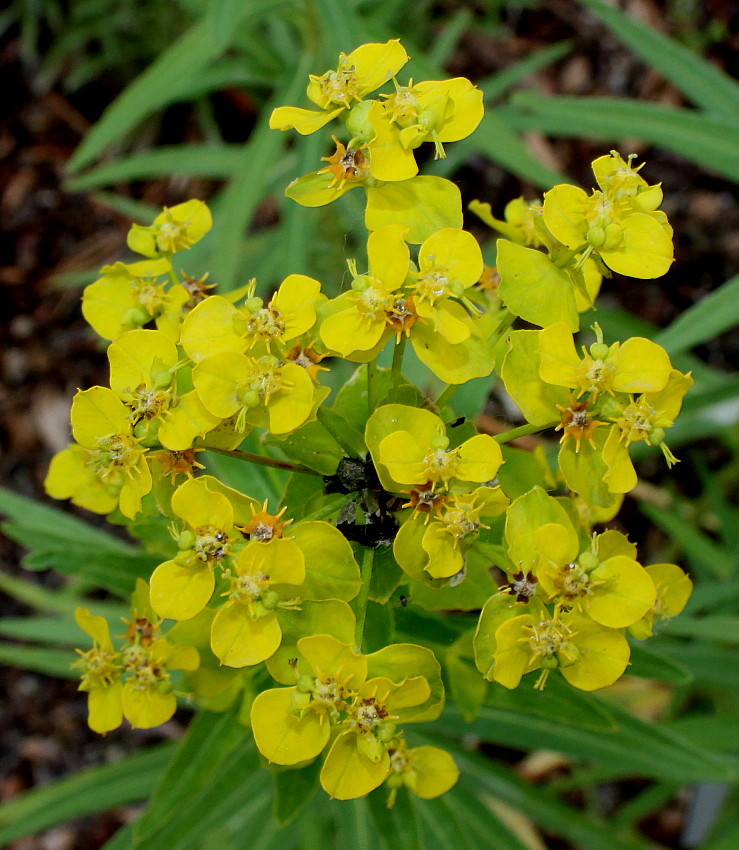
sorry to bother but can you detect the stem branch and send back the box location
[353,547,374,651]
[206,446,323,476]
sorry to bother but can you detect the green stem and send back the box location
[435,384,459,411]
[205,446,322,476]
[390,337,406,400]
[367,359,378,415]
[300,495,345,523]
[167,268,181,288]
[317,406,365,459]
[493,422,551,444]
[353,547,374,650]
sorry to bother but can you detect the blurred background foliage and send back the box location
[1,0,738,848]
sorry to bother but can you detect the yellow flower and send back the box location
[127,199,212,258]
[44,387,152,518]
[180,275,324,362]
[149,476,241,621]
[538,322,672,400]
[82,258,188,342]
[492,609,630,691]
[602,368,693,493]
[269,41,409,134]
[384,740,459,806]
[629,563,693,639]
[191,351,317,436]
[73,608,123,734]
[542,183,673,279]
[319,224,409,357]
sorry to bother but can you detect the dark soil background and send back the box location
[1,1,738,847]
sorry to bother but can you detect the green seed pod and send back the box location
[296,674,315,694]
[589,342,610,361]
[261,590,280,610]
[578,551,600,572]
[648,427,666,445]
[178,530,196,551]
[344,100,374,144]
[586,226,606,249]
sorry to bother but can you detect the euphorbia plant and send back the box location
[46,40,693,806]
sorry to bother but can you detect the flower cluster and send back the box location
[47,42,693,808]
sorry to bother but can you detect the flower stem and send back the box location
[493,423,549,444]
[316,406,365,459]
[435,384,459,411]
[390,337,406,400]
[367,359,378,414]
[206,446,322,476]
[353,546,374,651]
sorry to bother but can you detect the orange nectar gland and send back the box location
[284,341,327,382]
[319,137,369,189]
[556,396,605,452]
[119,616,159,648]
[150,448,205,480]
[524,618,581,690]
[386,295,418,341]
[181,272,216,309]
[402,484,449,522]
[238,502,290,542]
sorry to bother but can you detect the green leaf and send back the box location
[652,275,739,355]
[639,502,734,580]
[366,786,422,850]
[579,0,739,118]
[0,616,88,646]
[479,41,572,103]
[660,615,739,644]
[504,95,739,183]
[66,145,248,191]
[440,748,654,850]
[272,760,321,826]
[134,707,247,846]
[0,486,135,554]
[0,744,174,844]
[334,798,373,850]
[432,695,736,782]
[68,0,289,173]
[627,641,694,684]
[0,643,78,678]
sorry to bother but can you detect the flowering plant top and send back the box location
[47,40,692,806]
